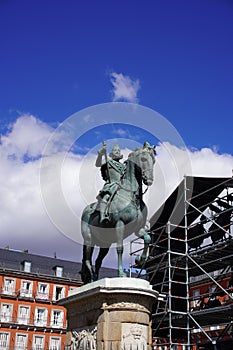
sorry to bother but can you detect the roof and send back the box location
[150,176,233,230]
[0,248,119,282]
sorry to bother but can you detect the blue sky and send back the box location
[0,0,233,266]
[1,0,232,153]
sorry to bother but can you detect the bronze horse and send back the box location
[80,144,156,284]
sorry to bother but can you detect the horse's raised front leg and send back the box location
[135,227,151,265]
[116,220,127,277]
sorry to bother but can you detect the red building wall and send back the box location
[0,273,80,349]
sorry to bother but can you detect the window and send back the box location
[0,332,10,350]
[209,285,216,295]
[34,307,47,326]
[32,335,45,350]
[23,261,31,272]
[55,266,63,277]
[15,333,27,350]
[50,309,64,328]
[49,336,61,350]
[53,285,65,301]
[20,280,33,297]
[36,283,49,300]
[3,278,15,295]
[191,289,200,309]
[0,303,13,322]
[18,305,30,325]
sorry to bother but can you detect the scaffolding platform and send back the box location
[131,176,233,349]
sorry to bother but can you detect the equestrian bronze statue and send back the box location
[80,142,156,284]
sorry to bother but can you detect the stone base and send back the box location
[59,277,158,350]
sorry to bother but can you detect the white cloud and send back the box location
[0,115,52,160]
[0,115,83,261]
[145,143,233,218]
[110,72,140,103]
[0,115,233,269]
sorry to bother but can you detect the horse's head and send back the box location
[128,143,156,186]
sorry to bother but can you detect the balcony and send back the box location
[35,292,50,302]
[0,346,63,350]
[0,287,17,298]
[0,315,66,330]
[18,289,33,300]
[0,314,12,323]
[0,288,66,304]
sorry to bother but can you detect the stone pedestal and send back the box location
[59,277,158,350]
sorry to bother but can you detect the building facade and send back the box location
[0,248,82,349]
[0,247,116,350]
[189,269,233,349]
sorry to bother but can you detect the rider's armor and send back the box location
[97,158,125,223]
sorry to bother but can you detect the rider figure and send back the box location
[96,143,125,224]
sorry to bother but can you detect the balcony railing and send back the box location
[0,287,17,297]
[0,288,66,302]
[0,347,63,350]
[19,289,33,298]
[35,292,50,301]
[0,315,66,329]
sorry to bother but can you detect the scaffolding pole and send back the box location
[130,176,233,349]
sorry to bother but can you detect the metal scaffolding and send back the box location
[130,176,233,350]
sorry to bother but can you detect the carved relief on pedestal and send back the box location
[71,326,97,350]
[102,301,148,312]
[122,323,147,350]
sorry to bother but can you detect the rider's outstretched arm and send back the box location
[95,144,107,167]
